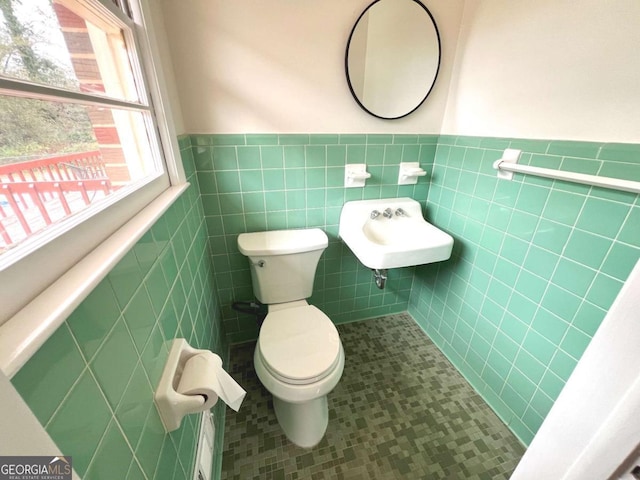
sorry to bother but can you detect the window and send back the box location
[0,0,181,324]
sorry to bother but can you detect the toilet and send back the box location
[237,228,344,448]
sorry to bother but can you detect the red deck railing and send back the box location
[0,151,113,249]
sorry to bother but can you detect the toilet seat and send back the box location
[258,305,341,385]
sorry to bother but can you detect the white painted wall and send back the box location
[158,0,465,134]
[442,0,640,142]
[156,1,639,140]
[146,1,185,134]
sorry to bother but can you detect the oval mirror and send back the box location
[345,0,441,120]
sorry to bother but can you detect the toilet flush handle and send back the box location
[251,260,265,268]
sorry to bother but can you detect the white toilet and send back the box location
[237,228,344,448]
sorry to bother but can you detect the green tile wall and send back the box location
[13,132,638,479]
[409,136,640,445]
[192,134,437,342]
[11,136,227,480]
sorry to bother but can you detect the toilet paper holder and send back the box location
[155,338,245,432]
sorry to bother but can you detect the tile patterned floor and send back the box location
[221,313,525,479]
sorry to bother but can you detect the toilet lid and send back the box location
[258,305,341,383]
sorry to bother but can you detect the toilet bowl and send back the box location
[237,229,344,448]
[254,301,344,447]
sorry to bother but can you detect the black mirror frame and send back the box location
[345,0,442,120]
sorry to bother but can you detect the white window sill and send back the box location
[0,183,189,378]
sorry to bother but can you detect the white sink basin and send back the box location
[339,198,453,269]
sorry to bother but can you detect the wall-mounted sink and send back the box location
[339,198,453,269]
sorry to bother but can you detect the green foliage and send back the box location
[0,0,93,162]
[0,95,96,162]
[0,142,98,165]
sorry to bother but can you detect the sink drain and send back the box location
[373,269,387,289]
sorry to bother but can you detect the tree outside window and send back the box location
[0,0,160,255]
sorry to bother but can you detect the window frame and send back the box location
[0,0,185,331]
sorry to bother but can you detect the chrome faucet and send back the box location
[383,208,393,219]
[395,208,407,217]
[370,210,381,219]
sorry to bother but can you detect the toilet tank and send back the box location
[237,229,328,304]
